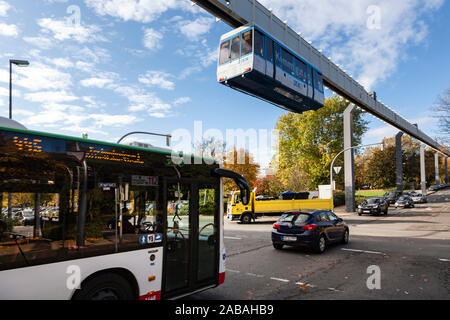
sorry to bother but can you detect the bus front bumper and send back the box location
[227,214,241,221]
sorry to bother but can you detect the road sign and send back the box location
[334,167,342,174]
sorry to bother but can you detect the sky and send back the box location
[0,0,449,172]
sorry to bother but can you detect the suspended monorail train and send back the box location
[217,25,324,113]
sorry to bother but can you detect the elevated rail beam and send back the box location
[193,0,449,156]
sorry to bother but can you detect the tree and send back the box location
[223,148,260,194]
[253,174,284,197]
[275,96,368,190]
[433,87,450,144]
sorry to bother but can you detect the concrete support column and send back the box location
[435,152,440,185]
[395,132,404,192]
[445,157,448,184]
[420,145,426,195]
[344,104,356,212]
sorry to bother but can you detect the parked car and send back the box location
[429,185,440,191]
[411,193,427,204]
[272,210,349,253]
[395,195,415,208]
[22,208,35,226]
[383,190,402,205]
[358,197,389,216]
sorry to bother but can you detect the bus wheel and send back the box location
[73,273,135,300]
[241,213,252,224]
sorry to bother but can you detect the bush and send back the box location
[333,191,346,207]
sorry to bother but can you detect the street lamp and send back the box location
[9,59,29,119]
[329,141,385,209]
[117,131,172,147]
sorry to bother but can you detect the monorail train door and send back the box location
[162,178,219,298]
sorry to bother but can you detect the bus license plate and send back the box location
[282,236,297,241]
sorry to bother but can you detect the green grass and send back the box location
[355,189,394,198]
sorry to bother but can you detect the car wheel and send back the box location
[273,243,283,250]
[358,212,362,216]
[315,234,327,254]
[241,213,252,224]
[341,229,349,244]
[72,273,135,300]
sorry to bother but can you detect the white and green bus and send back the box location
[0,121,249,300]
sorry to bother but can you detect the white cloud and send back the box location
[90,114,137,126]
[23,36,54,49]
[142,28,163,52]
[174,97,191,105]
[0,63,72,91]
[177,39,218,79]
[80,77,114,88]
[259,0,444,90]
[38,18,106,43]
[0,0,11,17]
[138,70,175,90]
[49,58,74,68]
[24,90,78,103]
[0,23,18,37]
[84,0,189,23]
[178,17,215,41]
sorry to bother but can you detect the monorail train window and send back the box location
[254,30,264,57]
[317,72,324,92]
[230,36,240,60]
[281,48,294,75]
[295,58,307,82]
[219,40,230,65]
[274,42,282,68]
[265,37,273,63]
[314,70,324,91]
[241,30,253,56]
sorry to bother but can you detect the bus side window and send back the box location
[254,30,264,57]
[307,65,313,86]
[230,35,240,61]
[317,72,324,92]
[265,37,273,63]
[241,30,253,56]
[219,40,231,65]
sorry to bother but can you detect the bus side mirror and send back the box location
[212,168,251,206]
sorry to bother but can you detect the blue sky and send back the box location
[0,0,448,171]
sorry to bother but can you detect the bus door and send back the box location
[162,179,219,298]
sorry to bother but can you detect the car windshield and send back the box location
[398,196,407,201]
[366,198,380,204]
[279,213,311,224]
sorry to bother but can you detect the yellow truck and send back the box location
[227,191,333,223]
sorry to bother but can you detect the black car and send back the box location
[358,197,389,216]
[395,195,415,208]
[272,210,349,253]
[383,190,402,205]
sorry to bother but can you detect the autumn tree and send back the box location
[223,148,260,194]
[253,174,284,197]
[275,96,368,190]
[433,87,450,144]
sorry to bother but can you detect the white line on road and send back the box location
[341,248,385,255]
[439,258,450,262]
[246,273,264,278]
[227,269,240,273]
[295,282,316,288]
[224,236,242,240]
[270,277,290,283]
[328,287,343,292]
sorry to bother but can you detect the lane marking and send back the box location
[341,248,385,255]
[270,277,290,283]
[224,236,242,240]
[439,258,450,262]
[227,269,240,273]
[246,272,264,278]
[328,287,343,292]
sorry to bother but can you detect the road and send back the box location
[191,188,450,300]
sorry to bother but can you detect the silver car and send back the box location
[411,193,427,204]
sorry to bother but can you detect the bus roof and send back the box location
[0,125,217,164]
